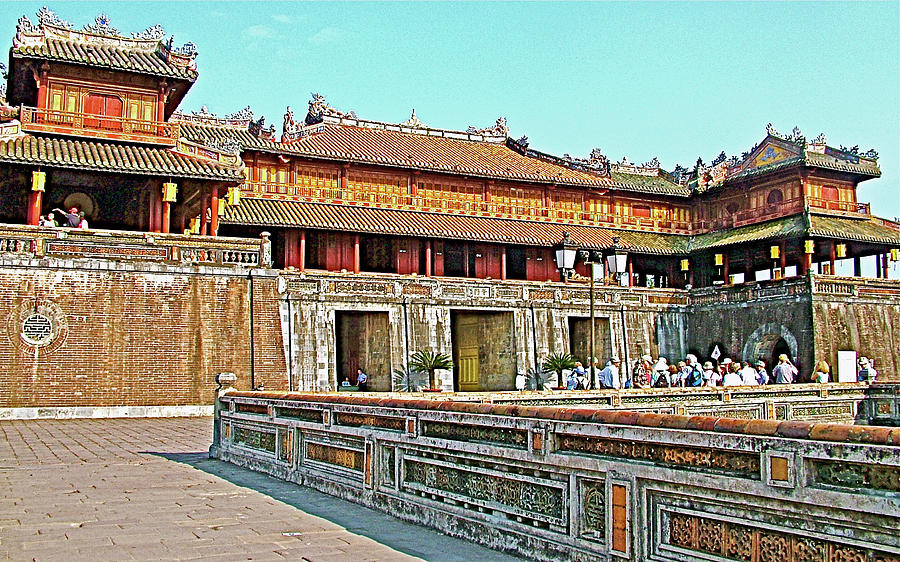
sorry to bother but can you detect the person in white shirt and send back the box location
[739,361,759,385]
[722,363,743,386]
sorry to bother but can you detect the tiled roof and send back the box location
[282,124,617,188]
[12,38,197,81]
[689,213,900,251]
[178,123,281,152]
[222,197,686,254]
[610,171,691,197]
[689,216,807,251]
[809,214,900,245]
[804,150,881,178]
[0,134,242,181]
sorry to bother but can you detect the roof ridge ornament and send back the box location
[466,117,509,137]
[561,148,610,176]
[401,109,426,129]
[132,24,165,40]
[766,122,805,146]
[37,6,74,29]
[82,13,119,37]
[304,93,356,126]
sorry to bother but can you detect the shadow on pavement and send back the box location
[147,451,525,562]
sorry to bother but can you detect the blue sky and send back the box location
[3,2,898,219]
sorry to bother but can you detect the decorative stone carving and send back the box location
[563,147,610,175]
[557,434,760,476]
[232,425,276,453]
[306,441,364,471]
[580,480,606,541]
[811,132,827,145]
[466,117,509,137]
[228,106,254,121]
[422,421,527,448]
[403,458,564,520]
[766,123,805,145]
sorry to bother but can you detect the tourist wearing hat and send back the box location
[857,357,877,382]
[53,206,82,228]
[632,354,653,388]
[651,357,670,387]
[597,356,621,389]
[755,360,769,385]
[702,361,719,386]
[773,354,797,384]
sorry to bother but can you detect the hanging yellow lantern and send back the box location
[227,186,241,206]
[680,258,689,272]
[31,171,46,192]
[714,253,724,266]
[891,248,900,262]
[836,243,847,258]
[804,239,815,254]
[162,182,177,203]
[770,245,780,259]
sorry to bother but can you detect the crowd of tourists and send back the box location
[565,352,878,390]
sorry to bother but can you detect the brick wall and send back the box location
[0,259,287,408]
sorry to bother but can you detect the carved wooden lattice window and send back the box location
[295,166,339,199]
[349,173,406,205]
[554,190,582,220]
[419,180,481,212]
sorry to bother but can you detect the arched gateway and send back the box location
[742,323,798,366]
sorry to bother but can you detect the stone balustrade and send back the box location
[0,224,267,267]
[472,382,899,426]
[211,390,900,561]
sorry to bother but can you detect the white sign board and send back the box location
[837,350,857,383]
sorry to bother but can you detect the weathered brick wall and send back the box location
[812,297,900,382]
[0,259,286,408]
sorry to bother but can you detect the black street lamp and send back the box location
[606,236,628,286]
[555,231,578,282]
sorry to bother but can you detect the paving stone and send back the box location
[1,417,521,561]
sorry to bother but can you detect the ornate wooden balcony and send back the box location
[19,105,178,146]
[807,196,870,216]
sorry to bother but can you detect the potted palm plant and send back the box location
[391,364,426,392]
[542,352,576,389]
[409,350,453,391]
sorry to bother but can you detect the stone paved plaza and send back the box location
[0,417,522,561]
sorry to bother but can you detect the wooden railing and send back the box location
[807,196,870,216]
[19,105,178,146]
[211,389,900,561]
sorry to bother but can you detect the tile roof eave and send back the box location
[11,49,198,83]
[0,155,238,181]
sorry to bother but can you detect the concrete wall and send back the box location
[212,391,900,562]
